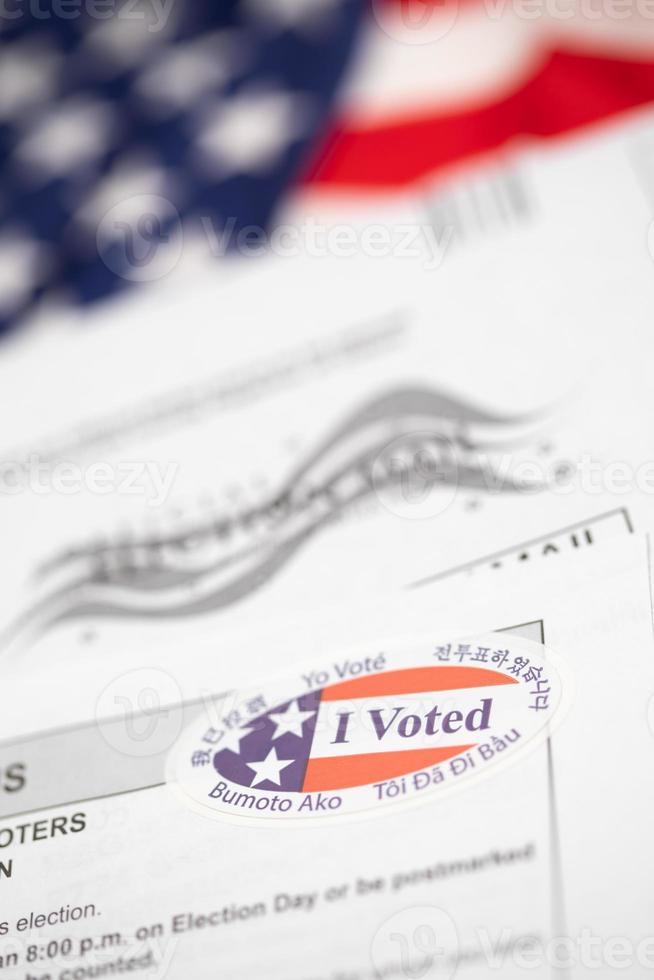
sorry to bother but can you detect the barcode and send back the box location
[423,167,535,245]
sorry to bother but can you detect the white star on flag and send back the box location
[245,0,343,34]
[0,231,49,316]
[15,97,116,182]
[193,89,312,177]
[134,32,241,117]
[268,700,315,739]
[247,748,295,788]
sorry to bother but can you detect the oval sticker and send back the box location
[167,633,568,823]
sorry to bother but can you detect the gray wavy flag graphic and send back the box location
[5,386,547,647]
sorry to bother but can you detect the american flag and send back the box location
[2,0,654,335]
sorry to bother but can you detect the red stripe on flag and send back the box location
[304,48,654,191]
[303,744,475,791]
[321,666,516,701]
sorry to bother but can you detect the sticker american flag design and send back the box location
[212,666,518,793]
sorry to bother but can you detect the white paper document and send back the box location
[2,105,654,979]
[0,534,652,979]
[5,112,654,745]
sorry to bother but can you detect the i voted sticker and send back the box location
[167,634,569,823]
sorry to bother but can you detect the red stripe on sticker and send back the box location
[321,666,517,701]
[303,745,475,791]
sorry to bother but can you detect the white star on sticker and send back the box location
[193,88,313,178]
[214,726,250,755]
[268,700,315,739]
[247,748,295,788]
[245,0,342,34]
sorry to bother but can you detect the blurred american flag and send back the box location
[2,0,654,334]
